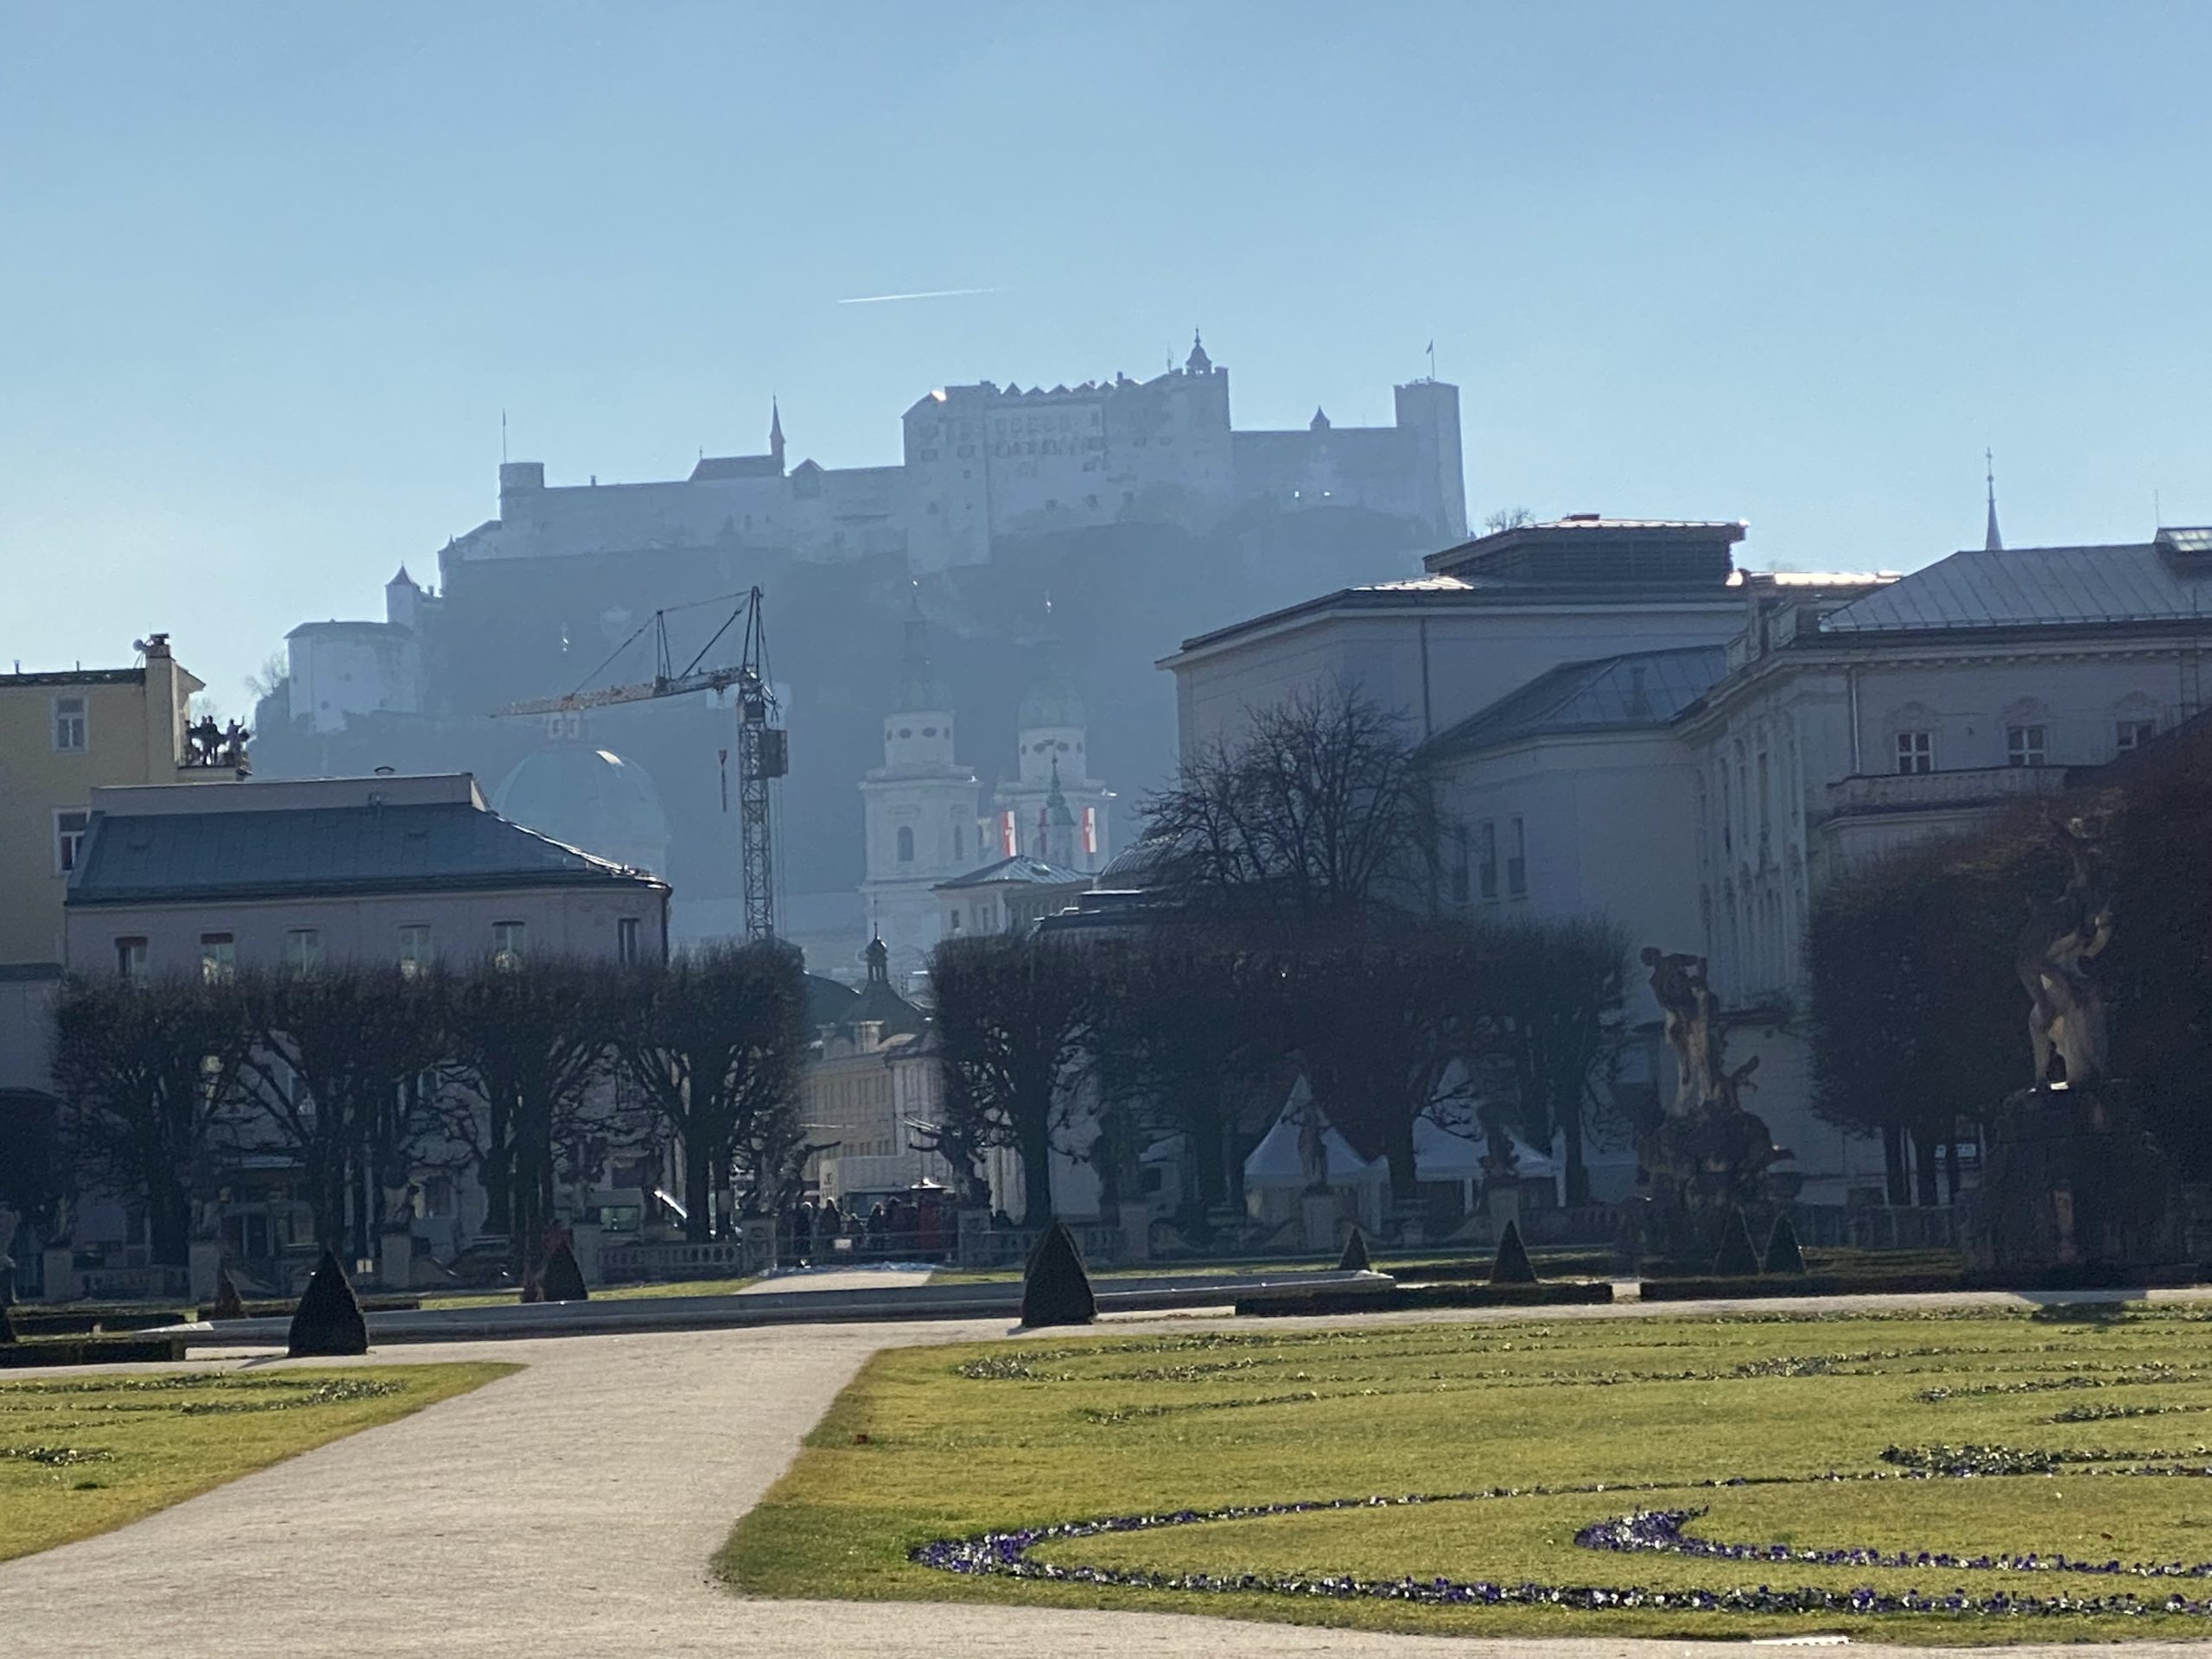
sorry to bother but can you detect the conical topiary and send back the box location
[208,1268,245,1321]
[287,1249,368,1357]
[1020,1218,1096,1327]
[540,1236,588,1303]
[1489,1219,1537,1285]
[1764,1212,1808,1276]
[1712,1208,1761,1277]
[1336,1227,1374,1274]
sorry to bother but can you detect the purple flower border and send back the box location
[911,1471,2212,1620]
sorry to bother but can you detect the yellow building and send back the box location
[0,634,236,1088]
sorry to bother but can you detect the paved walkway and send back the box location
[5,1300,2212,1656]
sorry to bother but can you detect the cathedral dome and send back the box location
[1017,670,1084,731]
[492,746,671,876]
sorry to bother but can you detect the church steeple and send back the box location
[769,397,785,471]
[1984,449,2003,553]
[1185,328,1211,374]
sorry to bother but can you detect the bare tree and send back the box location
[1481,506,1537,534]
[927,933,1096,1224]
[50,974,251,1266]
[1141,679,1433,935]
[1479,917,1629,1205]
[232,965,443,1255]
[443,957,616,1276]
[604,942,809,1239]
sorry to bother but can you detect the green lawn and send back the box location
[0,1362,513,1561]
[721,1302,2212,1644]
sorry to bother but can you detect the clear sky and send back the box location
[5,1,2209,708]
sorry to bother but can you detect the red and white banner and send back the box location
[1081,804,1098,856]
[999,810,1018,858]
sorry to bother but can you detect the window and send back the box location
[953,823,965,861]
[948,911,961,934]
[200,933,236,983]
[492,920,526,971]
[1507,817,1528,896]
[895,825,915,864]
[283,928,322,977]
[617,916,641,965]
[1895,730,1933,774]
[53,695,86,753]
[2006,724,2047,767]
[54,809,88,874]
[1476,821,1497,900]
[114,937,147,980]
[1449,830,1471,906]
[398,925,431,979]
[2117,718,2158,755]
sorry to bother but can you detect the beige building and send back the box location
[63,772,669,981]
[0,635,238,1090]
[802,939,952,1203]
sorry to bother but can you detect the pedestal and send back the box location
[1967,1084,2183,1275]
[740,1217,778,1274]
[1485,1184,1523,1236]
[42,1246,78,1304]
[188,1240,223,1302]
[1116,1202,1152,1264]
[569,1220,602,1284]
[377,1229,414,1291]
[1300,1192,1338,1253]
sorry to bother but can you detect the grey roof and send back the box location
[936,855,1089,891]
[1821,542,2212,634]
[68,801,664,907]
[2158,526,2212,557]
[1425,645,1730,756]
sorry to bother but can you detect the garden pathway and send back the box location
[5,1299,2212,1656]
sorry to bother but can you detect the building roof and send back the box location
[935,855,1090,891]
[1422,516,1745,578]
[1425,645,1730,757]
[1820,540,2212,635]
[0,667,147,690]
[67,799,665,908]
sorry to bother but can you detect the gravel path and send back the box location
[4,1299,2211,1656]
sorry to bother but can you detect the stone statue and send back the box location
[1636,944,1787,1249]
[2015,815,2113,1088]
[1642,947,1725,1116]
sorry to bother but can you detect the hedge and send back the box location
[1234,1281,1613,1317]
[0,1334,188,1368]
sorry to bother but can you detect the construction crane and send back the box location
[495,586,785,940]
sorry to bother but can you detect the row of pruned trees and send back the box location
[925,679,1630,1224]
[925,914,1630,1227]
[46,942,811,1272]
[1808,716,2212,1198]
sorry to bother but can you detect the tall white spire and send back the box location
[1984,448,2003,553]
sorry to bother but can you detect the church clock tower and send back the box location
[860,600,981,980]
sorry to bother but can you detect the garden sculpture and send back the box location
[2014,814,2113,1088]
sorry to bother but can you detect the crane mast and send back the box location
[494,586,784,941]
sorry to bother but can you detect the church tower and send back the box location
[860,599,981,980]
[994,635,1112,872]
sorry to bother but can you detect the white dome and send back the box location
[492,746,671,875]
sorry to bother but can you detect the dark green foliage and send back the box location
[0,1334,187,1368]
[540,1236,588,1302]
[1020,1220,1096,1328]
[1764,1213,1808,1276]
[1236,1280,1612,1317]
[208,1268,245,1321]
[1489,1219,1537,1284]
[1712,1208,1761,1277]
[287,1249,368,1357]
[1336,1227,1374,1274]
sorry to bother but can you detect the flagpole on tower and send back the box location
[1426,340,1437,381]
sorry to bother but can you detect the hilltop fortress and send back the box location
[455,335,1464,575]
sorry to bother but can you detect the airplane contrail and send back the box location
[837,285,1005,305]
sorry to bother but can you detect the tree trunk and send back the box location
[482,1098,513,1236]
[1942,1137,1962,1204]
[1561,1109,1590,1207]
[1881,1125,1909,1205]
[682,1130,714,1243]
[1911,1127,1940,1207]
[1385,1125,1418,1208]
[1192,1108,1227,1210]
[149,1183,190,1268]
[1018,1102,1054,1224]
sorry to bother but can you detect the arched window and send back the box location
[896,825,914,864]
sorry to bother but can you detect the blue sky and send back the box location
[4,0,2209,706]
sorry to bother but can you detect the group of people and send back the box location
[778,1192,943,1268]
